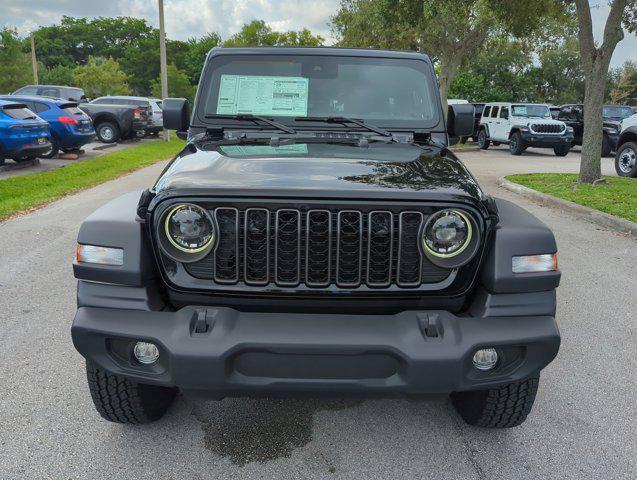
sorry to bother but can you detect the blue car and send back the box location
[1,96,95,158]
[0,99,51,164]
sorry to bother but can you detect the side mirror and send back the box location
[163,98,190,139]
[447,103,475,145]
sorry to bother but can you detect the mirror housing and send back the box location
[447,103,475,145]
[163,98,190,139]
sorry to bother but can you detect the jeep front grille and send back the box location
[530,123,565,134]
[183,206,453,290]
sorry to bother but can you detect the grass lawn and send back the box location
[506,173,637,223]
[0,137,184,221]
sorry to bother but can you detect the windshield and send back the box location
[512,105,551,118]
[198,54,440,129]
[603,106,633,119]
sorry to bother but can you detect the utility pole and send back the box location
[30,34,38,85]
[158,0,169,141]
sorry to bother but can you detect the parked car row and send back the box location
[1,86,165,162]
[466,100,636,161]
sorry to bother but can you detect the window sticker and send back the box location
[216,75,309,117]
[219,144,309,156]
[512,105,528,115]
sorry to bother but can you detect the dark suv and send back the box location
[557,104,634,156]
[71,48,561,429]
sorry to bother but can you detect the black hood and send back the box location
[152,139,484,208]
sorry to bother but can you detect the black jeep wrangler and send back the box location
[71,48,561,428]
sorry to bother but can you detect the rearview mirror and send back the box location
[447,103,475,145]
[163,98,190,139]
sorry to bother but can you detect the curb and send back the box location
[91,143,118,151]
[497,177,637,237]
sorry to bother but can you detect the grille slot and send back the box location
[530,123,564,134]
[185,206,452,290]
[244,208,270,285]
[275,209,301,286]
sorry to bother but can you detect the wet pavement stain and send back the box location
[190,397,362,466]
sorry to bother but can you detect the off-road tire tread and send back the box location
[86,362,176,424]
[451,374,540,428]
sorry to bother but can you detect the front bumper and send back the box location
[72,305,560,397]
[520,131,573,148]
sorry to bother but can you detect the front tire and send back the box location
[554,144,570,157]
[96,121,120,143]
[509,132,524,155]
[615,142,637,177]
[451,374,540,428]
[477,129,490,150]
[86,362,177,424]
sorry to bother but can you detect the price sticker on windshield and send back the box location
[216,75,309,117]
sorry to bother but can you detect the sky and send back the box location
[2,0,636,68]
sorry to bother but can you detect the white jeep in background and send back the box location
[614,113,637,177]
[477,103,574,156]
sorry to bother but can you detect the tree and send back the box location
[332,0,569,112]
[40,64,75,86]
[222,20,324,47]
[150,64,195,104]
[449,37,538,103]
[610,61,637,103]
[30,16,154,69]
[573,0,637,183]
[185,33,221,84]
[533,35,585,104]
[0,28,32,93]
[72,57,131,97]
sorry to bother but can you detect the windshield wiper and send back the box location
[294,116,393,138]
[205,114,296,134]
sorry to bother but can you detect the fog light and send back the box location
[133,341,159,365]
[472,348,498,371]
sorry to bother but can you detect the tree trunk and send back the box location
[579,65,607,182]
[574,0,628,183]
[438,57,459,119]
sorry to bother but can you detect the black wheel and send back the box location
[136,129,146,138]
[553,144,570,157]
[477,129,490,150]
[601,134,612,157]
[509,132,526,155]
[615,142,637,177]
[85,362,177,424]
[509,132,525,155]
[451,374,540,428]
[96,121,120,143]
[40,138,59,159]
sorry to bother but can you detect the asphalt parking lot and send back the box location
[0,146,635,479]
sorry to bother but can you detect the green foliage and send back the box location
[0,137,184,221]
[532,36,585,104]
[72,57,131,97]
[506,173,637,223]
[223,20,324,47]
[185,33,221,84]
[30,16,154,68]
[150,64,195,104]
[39,64,75,86]
[610,61,637,103]
[0,28,33,93]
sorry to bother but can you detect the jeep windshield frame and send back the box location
[192,49,444,133]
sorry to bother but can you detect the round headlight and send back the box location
[422,209,472,258]
[164,204,215,253]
